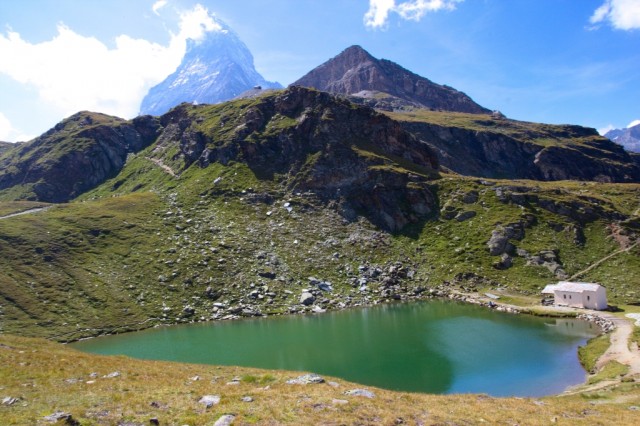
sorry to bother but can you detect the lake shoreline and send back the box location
[60,282,633,396]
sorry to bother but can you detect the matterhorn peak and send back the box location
[139,17,281,116]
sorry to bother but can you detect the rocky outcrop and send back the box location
[400,119,640,182]
[293,45,490,114]
[0,112,162,202]
[156,86,440,231]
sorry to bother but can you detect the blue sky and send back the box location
[0,0,639,142]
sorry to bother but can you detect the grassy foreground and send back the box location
[1,335,639,425]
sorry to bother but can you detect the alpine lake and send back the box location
[72,300,600,397]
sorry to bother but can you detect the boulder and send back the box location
[300,292,315,306]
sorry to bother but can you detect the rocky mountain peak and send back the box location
[605,122,640,153]
[292,45,490,114]
[139,18,281,116]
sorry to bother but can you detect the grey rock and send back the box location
[286,373,325,384]
[462,190,479,204]
[198,395,221,408]
[487,229,512,256]
[2,396,20,406]
[493,253,513,270]
[103,371,121,378]
[242,396,254,402]
[455,210,476,222]
[44,412,77,424]
[344,389,375,398]
[213,414,236,426]
[300,291,315,306]
[318,281,333,292]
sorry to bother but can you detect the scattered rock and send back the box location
[103,371,121,378]
[258,270,276,279]
[462,190,479,204]
[300,291,315,306]
[455,210,476,222]
[43,412,79,425]
[344,389,375,398]
[241,396,254,402]
[2,396,20,406]
[286,374,325,385]
[493,253,513,270]
[198,395,221,408]
[213,414,235,426]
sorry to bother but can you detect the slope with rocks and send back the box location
[389,110,640,182]
[0,89,640,342]
[293,45,490,114]
[140,17,281,116]
[2,170,640,341]
[0,112,161,202]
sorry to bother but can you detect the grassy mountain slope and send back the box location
[0,112,161,202]
[0,88,638,341]
[2,169,639,340]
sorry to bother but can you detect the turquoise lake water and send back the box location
[72,301,600,396]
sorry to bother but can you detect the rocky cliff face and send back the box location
[154,86,440,231]
[140,18,281,116]
[397,114,640,182]
[293,45,490,114]
[0,112,161,202]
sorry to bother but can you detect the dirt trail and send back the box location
[569,241,639,281]
[0,206,51,220]
[595,312,640,376]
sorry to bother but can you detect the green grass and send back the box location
[579,334,612,373]
[587,361,630,384]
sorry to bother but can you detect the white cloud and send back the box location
[598,124,616,135]
[590,0,640,30]
[364,0,463,28]
[0,112,34,142]
[627,119,640,128]
[0,4,222,121]
[152,0,168,16]
[0,112,14,140]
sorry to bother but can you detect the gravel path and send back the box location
[595,312,640,376]
[0,206,51,220]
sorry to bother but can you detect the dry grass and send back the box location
[1,335,640,425]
